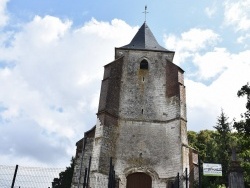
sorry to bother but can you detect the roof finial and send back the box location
[142,5,149,23]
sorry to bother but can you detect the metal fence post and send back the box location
[108,157,116,188]
[11,165,18,188]
[108,157,112,188]
[78,137,87,188]
[198,155,202,188]
[185,168,188,188]
[83,168,88,188]
[86,156,92,188]
[112,168,116,188]
[177,172,179,188]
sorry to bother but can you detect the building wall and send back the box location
[113,49,188,187]
[98,57,123,117]
[72,48,189,188]
[71,128,95,188]
[114,120,183,181]
[115,49,185,122]
[92,115,118,174]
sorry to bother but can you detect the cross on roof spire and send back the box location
[142,5,149,22]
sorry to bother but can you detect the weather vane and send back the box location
[142,5,149,22]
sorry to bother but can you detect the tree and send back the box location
[187,131,198,150]
[52,157,75,188]
[235,133,250,187]
[233,83,250,186]
[234,82,250,135]
[187,83,250,187]
[188,111,232,187]
[213,110,231,187]
[188,130,221,187]
[214,109,231,135]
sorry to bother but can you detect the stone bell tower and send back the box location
[72,22,189,188]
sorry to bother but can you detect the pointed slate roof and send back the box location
[120,22,169,52]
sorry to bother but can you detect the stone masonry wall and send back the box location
[89,113,119,175]
[71,129,95,188]
[114,120,184,187]
[112,48,188,187]
[98,57,123,117]
[116,49,183,122]
[72,47,189,188]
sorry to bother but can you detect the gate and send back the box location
[172,172,180,188]
[126,172,152,188]
[171,167,200,188]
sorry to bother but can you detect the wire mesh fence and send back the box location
[0,165,65,188]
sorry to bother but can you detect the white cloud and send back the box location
[164,26,250,131]
[193,47,232,80]
[224,0,250,31]
[237,34,250,48]
[166,28,219,52]
[25,15,72,43]
[0,0,9,27]
[164,28,219,65]
[187,55,250,131]
[163,23,250,132]
[205,5,217,18]
[1,0,249,168]
[0,16,137,165]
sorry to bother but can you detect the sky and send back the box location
[0,0,249,168]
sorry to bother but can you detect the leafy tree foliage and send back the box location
[234,82,250,135]
[213,110,231,187]
[188,111,233,187]
[214,109,231,135]
[188,130,221,187]
[52,157,75,188]
[236,133,250,187]
[188,84,250,187]
[234,83,250,186]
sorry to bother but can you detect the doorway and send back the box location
[126,172,152,188]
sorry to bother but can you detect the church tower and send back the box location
[72,22,189,188]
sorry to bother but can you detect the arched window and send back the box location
[140,59,148,69]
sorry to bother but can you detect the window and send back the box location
[140,59,148,69]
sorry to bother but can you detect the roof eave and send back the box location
[116,47,175,53]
